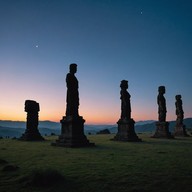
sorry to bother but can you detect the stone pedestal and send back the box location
[52,116,95,147]
[174,124,190,137]
[20,127,44,141]
[112,118,142,142]
[152,122,174,138]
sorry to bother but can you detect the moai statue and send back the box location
[52,63,94,147]
[152,86,173,138]
[20,100,44,141]
[112,80,141,142]
[174,95,189,137]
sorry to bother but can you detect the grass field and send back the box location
[0,133,192,192]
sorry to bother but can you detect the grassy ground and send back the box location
[0,133,192,192]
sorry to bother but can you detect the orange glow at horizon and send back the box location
[0,94,190,124]
[1,108,191,124]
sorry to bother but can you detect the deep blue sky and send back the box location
[0,0,192,124]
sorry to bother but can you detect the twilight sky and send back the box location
[0,0,192,124]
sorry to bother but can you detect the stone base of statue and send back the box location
[112,118,142,142]
[19,129,44,141]
[174,124,190,137]
[152,121,174,138]
[52,116,95,147]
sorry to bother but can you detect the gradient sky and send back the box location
[0,0,192,124]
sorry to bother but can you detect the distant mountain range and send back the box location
[0,118,192,138]
[0,120,60,129]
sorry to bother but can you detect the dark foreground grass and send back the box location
[0,134,192,192]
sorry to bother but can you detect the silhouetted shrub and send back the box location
[97,129,111,134]
[0,159,8,164]
[2,164,19,171]
[30,169,64,187]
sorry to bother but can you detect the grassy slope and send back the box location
[0,134,192,192]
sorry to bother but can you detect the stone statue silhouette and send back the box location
[113,80,141,142]
[174,94,189,137]
[120,80,131,120]
[25,100,40,130]
[153,86,173,138]
[20,100,44,141]
[52,63,95,147]
[157,86,167,122]
[65,63,79,117]
[175,95,184,125]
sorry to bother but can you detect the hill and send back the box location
[134,118,192,133]
[0,120,61,138]
[0,120,60,129]
[0,134,192,192]
[108,118,192,134]
[0,126,60,138]
[0,118,192,138]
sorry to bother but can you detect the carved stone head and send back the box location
[158,86,165,94]
[69,63,77,74]
[175,95,181,100]
[120,80,128,90]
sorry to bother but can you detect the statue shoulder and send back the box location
[66,73,75,81]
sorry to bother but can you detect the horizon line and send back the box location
[1,118,192,125]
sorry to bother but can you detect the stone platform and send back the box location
[20,129,44,141]
[112,118,142,142]
[52,116,95,147]
[174,124,190,137]
[152,121,174,139]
